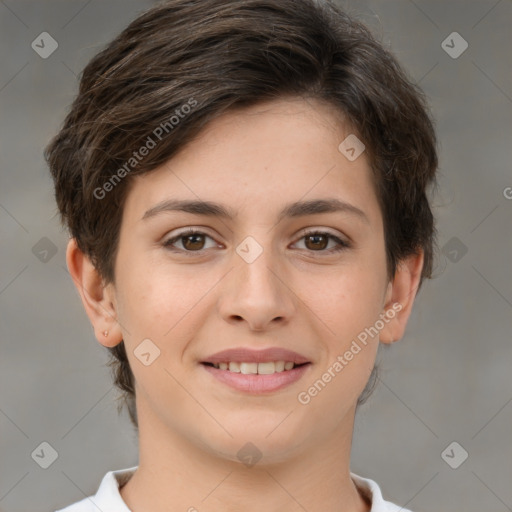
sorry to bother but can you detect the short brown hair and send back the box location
[45,0,438,431]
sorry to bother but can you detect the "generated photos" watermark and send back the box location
[297,302,403,405]
[93,97,198,200]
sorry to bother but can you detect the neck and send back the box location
[120,399,370,512]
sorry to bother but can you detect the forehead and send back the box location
[122,97,381,228]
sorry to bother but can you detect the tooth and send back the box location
[210,361,297,373]
[228,362,241,373]
[257,362,276,375]
[274,361,285,372]
[240,362,258,374]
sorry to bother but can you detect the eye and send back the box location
[163,229,219,253]
[293,230,350,253]
[162,228,351,255]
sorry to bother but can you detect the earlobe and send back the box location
[379,250,424,344]
[65,238,123,348]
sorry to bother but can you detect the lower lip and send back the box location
[201,363,311,393]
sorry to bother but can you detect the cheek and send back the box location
[115,258,213,349]
[305,256,386,399]
[311,259,387,334]
[301,271,383,412]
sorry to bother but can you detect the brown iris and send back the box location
[304,233,329,251]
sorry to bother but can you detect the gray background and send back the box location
[1,1,511,511]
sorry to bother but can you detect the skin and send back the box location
[67,97,423,512]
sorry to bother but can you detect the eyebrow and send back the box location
[141,197,369,224]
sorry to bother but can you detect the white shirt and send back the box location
[55,466,413,512]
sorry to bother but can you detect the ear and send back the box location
[66,238,123,348]
[379,250,424,344]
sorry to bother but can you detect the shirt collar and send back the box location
[92,466,137,512]
[92,466,411,512]
[350,472,411,511]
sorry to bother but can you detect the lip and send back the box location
[201,362,311,393]
[202,347,310,365]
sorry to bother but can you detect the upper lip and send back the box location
[202,347,310,365]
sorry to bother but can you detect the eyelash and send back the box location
[162,228,351,256]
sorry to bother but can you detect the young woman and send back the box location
[46,1,438,510]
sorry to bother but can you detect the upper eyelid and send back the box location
[296,227,344,238]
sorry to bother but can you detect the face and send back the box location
[80,98,412,464]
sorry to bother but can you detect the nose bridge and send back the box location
[236,234,282,298]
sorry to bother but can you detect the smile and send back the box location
[201,361,311,393]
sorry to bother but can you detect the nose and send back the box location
[218,242,295,332]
